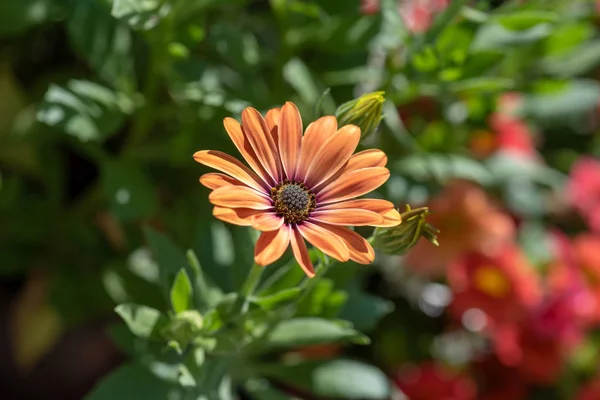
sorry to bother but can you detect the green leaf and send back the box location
[143,226,192,300]
[67,0,139,92]
[543,22,594,56]
[260,359,391,400]
[471,22,552,51]
[36,80,134,142]
[495,10,558,31]
[265,318,368,348]
[186,249,223,311]
[449,77,514,93]
[296,278,348,318]
[541,40,600,77]
[524,80,600,119]
[251,288,303,311]
[0,0,62,38]
[394,154,493,185]
[86,363,178,400]
[339,280,394,332]
[114,303,167,339]
[101,160,157,221]
[111,0,169,30]
[170,269,192,314]
[425,0,469,44]
[283,58,321,106]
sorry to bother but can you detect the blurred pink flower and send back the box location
[567,157,600,232]
[403,180,516,277]
[360,0,449,32]
[393,362,476,400]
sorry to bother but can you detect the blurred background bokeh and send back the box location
[2,0,600,399]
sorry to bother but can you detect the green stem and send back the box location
[295,253,336,304]
[238,263,264,313]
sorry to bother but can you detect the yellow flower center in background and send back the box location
[271,180,316,225]
[473,265,510,298]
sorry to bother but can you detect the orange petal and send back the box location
[223,117,275,187]
[199,173,244,190]
[290,227,315,277]
[265,107,281,148]
[251,213,284,231]
[213,207,261,226]
[319,224,375,265]
[241,107,282,183]
[209,186,273,209]
[255,226,291,266]
[314,149,388,193]
[318,167,390,205]
[309,209,384,226]
[317,199,401,227]
[297,116,338,181]
[345,149,387,170]
[193,150,267,193]
[379,208,402,227]
[278,102,302,180]
[303,125,361,188]
[297,221,349,262]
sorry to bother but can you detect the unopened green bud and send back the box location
[336,91,385,139]
[373,205,439,255]
[162,310,204,347]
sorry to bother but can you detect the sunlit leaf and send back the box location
[170,269,192,314]
[259,359,391,399]
[472,22,552,50]
[67,0,140,92]
[114,303,168,339]
[36,80,134,142]
[111,0,169,30]
[251,288,302,311]
[495,10,558,31]
[265,318,368,348]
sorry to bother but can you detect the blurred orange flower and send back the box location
[568,157,600,233]
[447,246,541,329]
[393,362,476,400]
[403,180,515,277]
[194,102,401,277]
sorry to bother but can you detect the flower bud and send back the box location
[336,91,385,139]
[162,310,204,347]
[373,205,439,255]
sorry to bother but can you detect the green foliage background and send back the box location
[1,0,600,399]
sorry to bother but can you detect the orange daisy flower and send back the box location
[194,102,401,277]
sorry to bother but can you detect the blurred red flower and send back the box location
[568,157,600,233]
[397,96,439,129]
[578,374,600,400]
[447,245,541,329]
[474,357,528,400]
[404,180,515,277]
[488,93,537,159]
[393,362,476,400]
